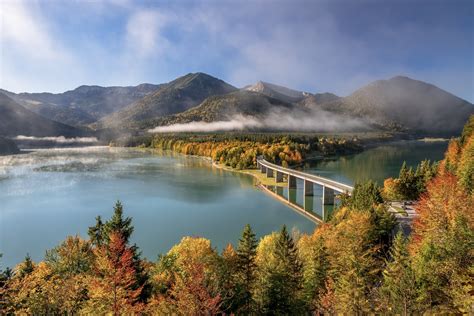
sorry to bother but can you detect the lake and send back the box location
[0,140,448,268]
[0,147,315,268]
[303,140,448,185]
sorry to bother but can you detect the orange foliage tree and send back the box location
[84,231,144,314]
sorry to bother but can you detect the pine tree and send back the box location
[104,201,134,243]
[220,244,239,313]
[348,180,383,211]
[263,225,303,314]
[236,224,258,314]
[88,216,105,247]
[17,254,34,278]
[335,251,374,314]
[381,232,418,315]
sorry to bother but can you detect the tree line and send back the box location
[148,133,361,169]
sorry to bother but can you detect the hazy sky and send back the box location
[1,0,473,101]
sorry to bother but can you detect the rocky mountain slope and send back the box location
[299,92,341,108]
[244,81,310,103]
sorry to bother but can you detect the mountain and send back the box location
[244,81,310,103]
[0,92,84,137]
[149,90,298,127]
[1,83,161,126]
[299,92,341,108]
[0,137,20,155]
[98,73,238,129]
[316,76,473,136]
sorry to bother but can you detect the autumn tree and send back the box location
[88,201,150,301]
[409,172,473,313]
[326,211,379,314]
[382,177,401,201]
[149,237,222,314]
[85,231,144,314]
[163,259,222,314]
[381,232,418,315]
[45,235,93,276]
[298,234,330,313]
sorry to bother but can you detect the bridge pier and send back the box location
[266,167,274,178]
[304,180,314,196]
[288,175,297,189]
[323,186,335,205]
[256,158,353,223]
[276,171,284,183]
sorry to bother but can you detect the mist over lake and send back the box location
[0,147,315,268]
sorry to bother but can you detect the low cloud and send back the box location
[148,115,261,133]
[149,110,368,133]
[14,136,98,144]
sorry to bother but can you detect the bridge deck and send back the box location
[257,158,353,193]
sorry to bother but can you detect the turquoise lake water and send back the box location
[0,140,448,268]
[0,147,315,268]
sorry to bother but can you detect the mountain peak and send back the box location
[334,76,474,136]
[244,81,309,103]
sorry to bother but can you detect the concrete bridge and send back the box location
[256,158,353,222]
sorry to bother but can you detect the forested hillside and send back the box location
[98,73,237,129]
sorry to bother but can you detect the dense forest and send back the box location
[127,133,363,169]
[1,117,472,314]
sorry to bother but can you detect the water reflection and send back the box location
[303,140,448,185]
[264,184,338,222]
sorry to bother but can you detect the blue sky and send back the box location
[1,0,473,102]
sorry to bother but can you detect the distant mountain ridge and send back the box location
[97,72,237,129]
[0,92,86,137]
[316,76,473,136]
[1,83,161,126]
[1,73,472,137]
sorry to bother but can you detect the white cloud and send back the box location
[125,10,171,58]
[0,0,68,61]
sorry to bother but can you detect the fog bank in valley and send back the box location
[13,136,98,144]
[148,109,368,133]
